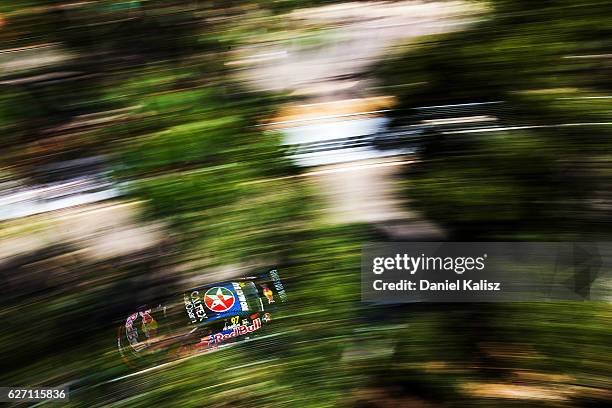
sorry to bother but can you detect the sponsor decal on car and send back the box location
[125,311,152,351]
[232,282,250,311]
[207,318,261,344]
[184,290,207,323]
[269,269,288,301]
[200,318,262,346]
[262,284,275,304]
[125,313,139,348]
[204,286,236,312]
[140,310,158,338]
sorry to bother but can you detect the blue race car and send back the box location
[117,268,287,366]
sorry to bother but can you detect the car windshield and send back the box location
[242,281,264,312]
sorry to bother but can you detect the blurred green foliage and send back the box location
[0,1,610,407]
[379,0,612,239]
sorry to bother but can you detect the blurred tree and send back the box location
[378,0,612,239]
[1,3,611,406]
[0,0,356,279]
[0,0,325,388]
[373,7,612,400]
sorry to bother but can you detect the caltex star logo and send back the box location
[204,287,236,312]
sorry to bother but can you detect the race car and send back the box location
[117,268,287,367]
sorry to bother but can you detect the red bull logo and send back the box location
[262,284,275,304]
[202,318,262,346]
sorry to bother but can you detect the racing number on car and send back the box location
[231,316,239,326]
